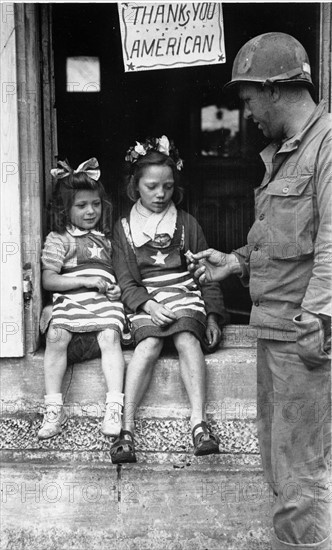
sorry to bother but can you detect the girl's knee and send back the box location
[174,332,200,353]
[98,329,121,351]
[137,337,163,359]
[46,325,72,349]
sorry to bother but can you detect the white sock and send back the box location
[105,391,124,407]
[45,393,63,406]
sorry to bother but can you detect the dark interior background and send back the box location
[51,2,319,323]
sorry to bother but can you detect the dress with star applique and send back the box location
[41,226,125,335]
[113,209,226,347]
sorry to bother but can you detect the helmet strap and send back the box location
[264,66,308,86]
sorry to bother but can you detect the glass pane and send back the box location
[201,104,240,157]
[66,56,100,92]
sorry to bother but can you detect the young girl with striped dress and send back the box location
[38,158,126,440]
[110,137,225,463]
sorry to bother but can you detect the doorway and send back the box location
[51,2,320,322]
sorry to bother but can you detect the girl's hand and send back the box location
[83,276,110,293]
[204,316,222,350]
[146,301,177,327]
[106,284,121,301]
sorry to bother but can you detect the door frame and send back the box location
[1,3,330,357]
[1,4,58,356]
[0,3,24,357]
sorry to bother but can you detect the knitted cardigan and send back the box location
[112,209,226,321]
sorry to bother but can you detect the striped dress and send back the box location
[41,227,125,335]
[121,218,207,345]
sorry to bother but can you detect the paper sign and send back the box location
[118,2,226,72]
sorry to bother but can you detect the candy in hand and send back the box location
[184,250,195,263]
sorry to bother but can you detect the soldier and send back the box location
[190,33,331,550]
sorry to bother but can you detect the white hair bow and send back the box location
[51,158,100,181]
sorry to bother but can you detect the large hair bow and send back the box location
[50,158,101,181]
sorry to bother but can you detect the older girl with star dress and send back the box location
[111,137,226,463]
[38,158,126,441]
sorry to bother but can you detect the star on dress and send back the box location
[88,242,104,259]
[151,251,169,265]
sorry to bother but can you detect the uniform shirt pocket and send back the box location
[265,175,314,259]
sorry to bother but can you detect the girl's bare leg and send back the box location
[44,324,72,394]
[38,324,72,439]
[98,328,126,437]
[123,337,164,433]
[98,328,125,392]
[172,331,206,429]
[173,331,220,456]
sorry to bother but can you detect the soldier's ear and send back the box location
[263,83,281,103]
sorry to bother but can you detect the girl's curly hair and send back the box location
[48,170,112,238]
[126,150,184,205]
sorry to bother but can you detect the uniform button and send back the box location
[254,301,259,307]
[253,245,259,251]
[259,214,265,220]
[282,187,289,194]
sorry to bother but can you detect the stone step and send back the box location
[0,327,265,549]
[0,458,272,550]
[1,415,259,460]
[1,325,258,467]
[1,346,258,457]
[1,326,257,418]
